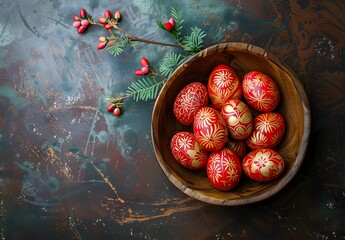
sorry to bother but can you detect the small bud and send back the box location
[114,11,121,21]
[141,67,150,75]
[104,24,113,30]
[135,70,144,76]
[140,57,149,67]
[164,22,173,31]
[104,10,111,19]
[97,42,107,50]
[98,17,107,25]
[77,26,86,34]
[73,16,79,21]
[107,104,115,112]
[98,36,107,42]
[73,21,81,28]
[80,9,87,18]
[168,17,175,26]
[81,19,90,27]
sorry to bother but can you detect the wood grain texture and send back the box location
[151,42,311,205]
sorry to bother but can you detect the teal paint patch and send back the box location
[97,163,107,173]
[80,163,87,169]
[47,177,59,192]
[97,130,108,144]
[17,161,33,171]
[102,158,110,163]
[41,138,64,151]
[0,86,28,109]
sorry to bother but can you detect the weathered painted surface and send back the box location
[0,0,344,239]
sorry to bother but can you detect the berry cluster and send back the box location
[107,103,122,116]
[98,9,121,30]
[72,9,90,34]
[134,57,150,76]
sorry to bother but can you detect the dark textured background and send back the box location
[0,0,344,239]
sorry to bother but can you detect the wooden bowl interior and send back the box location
[151,43,310,205]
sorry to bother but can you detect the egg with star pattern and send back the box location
[170,132,209,170]
[246,112,285,150]
[173,82,209,125]
[193,107,228,152]
[207,147,242,191]
[242,71,281,112]
[207,64,242,110]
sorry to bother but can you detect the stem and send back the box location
[131,36,185,49]
[150,72,168,81]
[91,19,186,49]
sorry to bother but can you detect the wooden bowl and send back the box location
[151,42,311,206]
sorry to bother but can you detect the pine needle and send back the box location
[125,77,165,102]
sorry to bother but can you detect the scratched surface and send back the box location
[0,0,344,239]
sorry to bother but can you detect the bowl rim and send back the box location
[151,42,311,206]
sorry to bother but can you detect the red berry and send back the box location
[104,10,111,18]
[141,66,149,75]
[81,19,90,27]
[135,70,144,76]
[73,16,79,21]
[97,42,107,50]
[140,57,149,67]
[73,21,81,28]
[80,9,87,18]
[77,26,86,34]
[113,107,121,116]
[104,24,113,30]
[98,17,107,25]
[164,22,173,31]
[107,104,115,112]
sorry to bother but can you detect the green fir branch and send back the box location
[182,27,206,54]
[126,77,165,102]
[159,52,187,78]
[170,7,184,43]
[108,36,136,56]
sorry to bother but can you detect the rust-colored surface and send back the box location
[0,0,344,239]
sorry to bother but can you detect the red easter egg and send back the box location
[208,64,242,109]
[246,112,285,150]
[207,147,242,191]
[170,132,208,170]
[173,82,208,125]
[193,107,228,152]
[221,99,253,140]
[227,139,248,161]
[242,149,285,182]
[242,71,281,112]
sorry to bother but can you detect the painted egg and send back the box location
[221,99,253,140]
[242,71,281,112]
[170,132,208,170]
[246,112,285,150]
[227,139,248,161]
[173,82,208,125]
[242,149,285,182]
[207,147,242,191]
[193,107,228,152]
[207,64,242,109]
